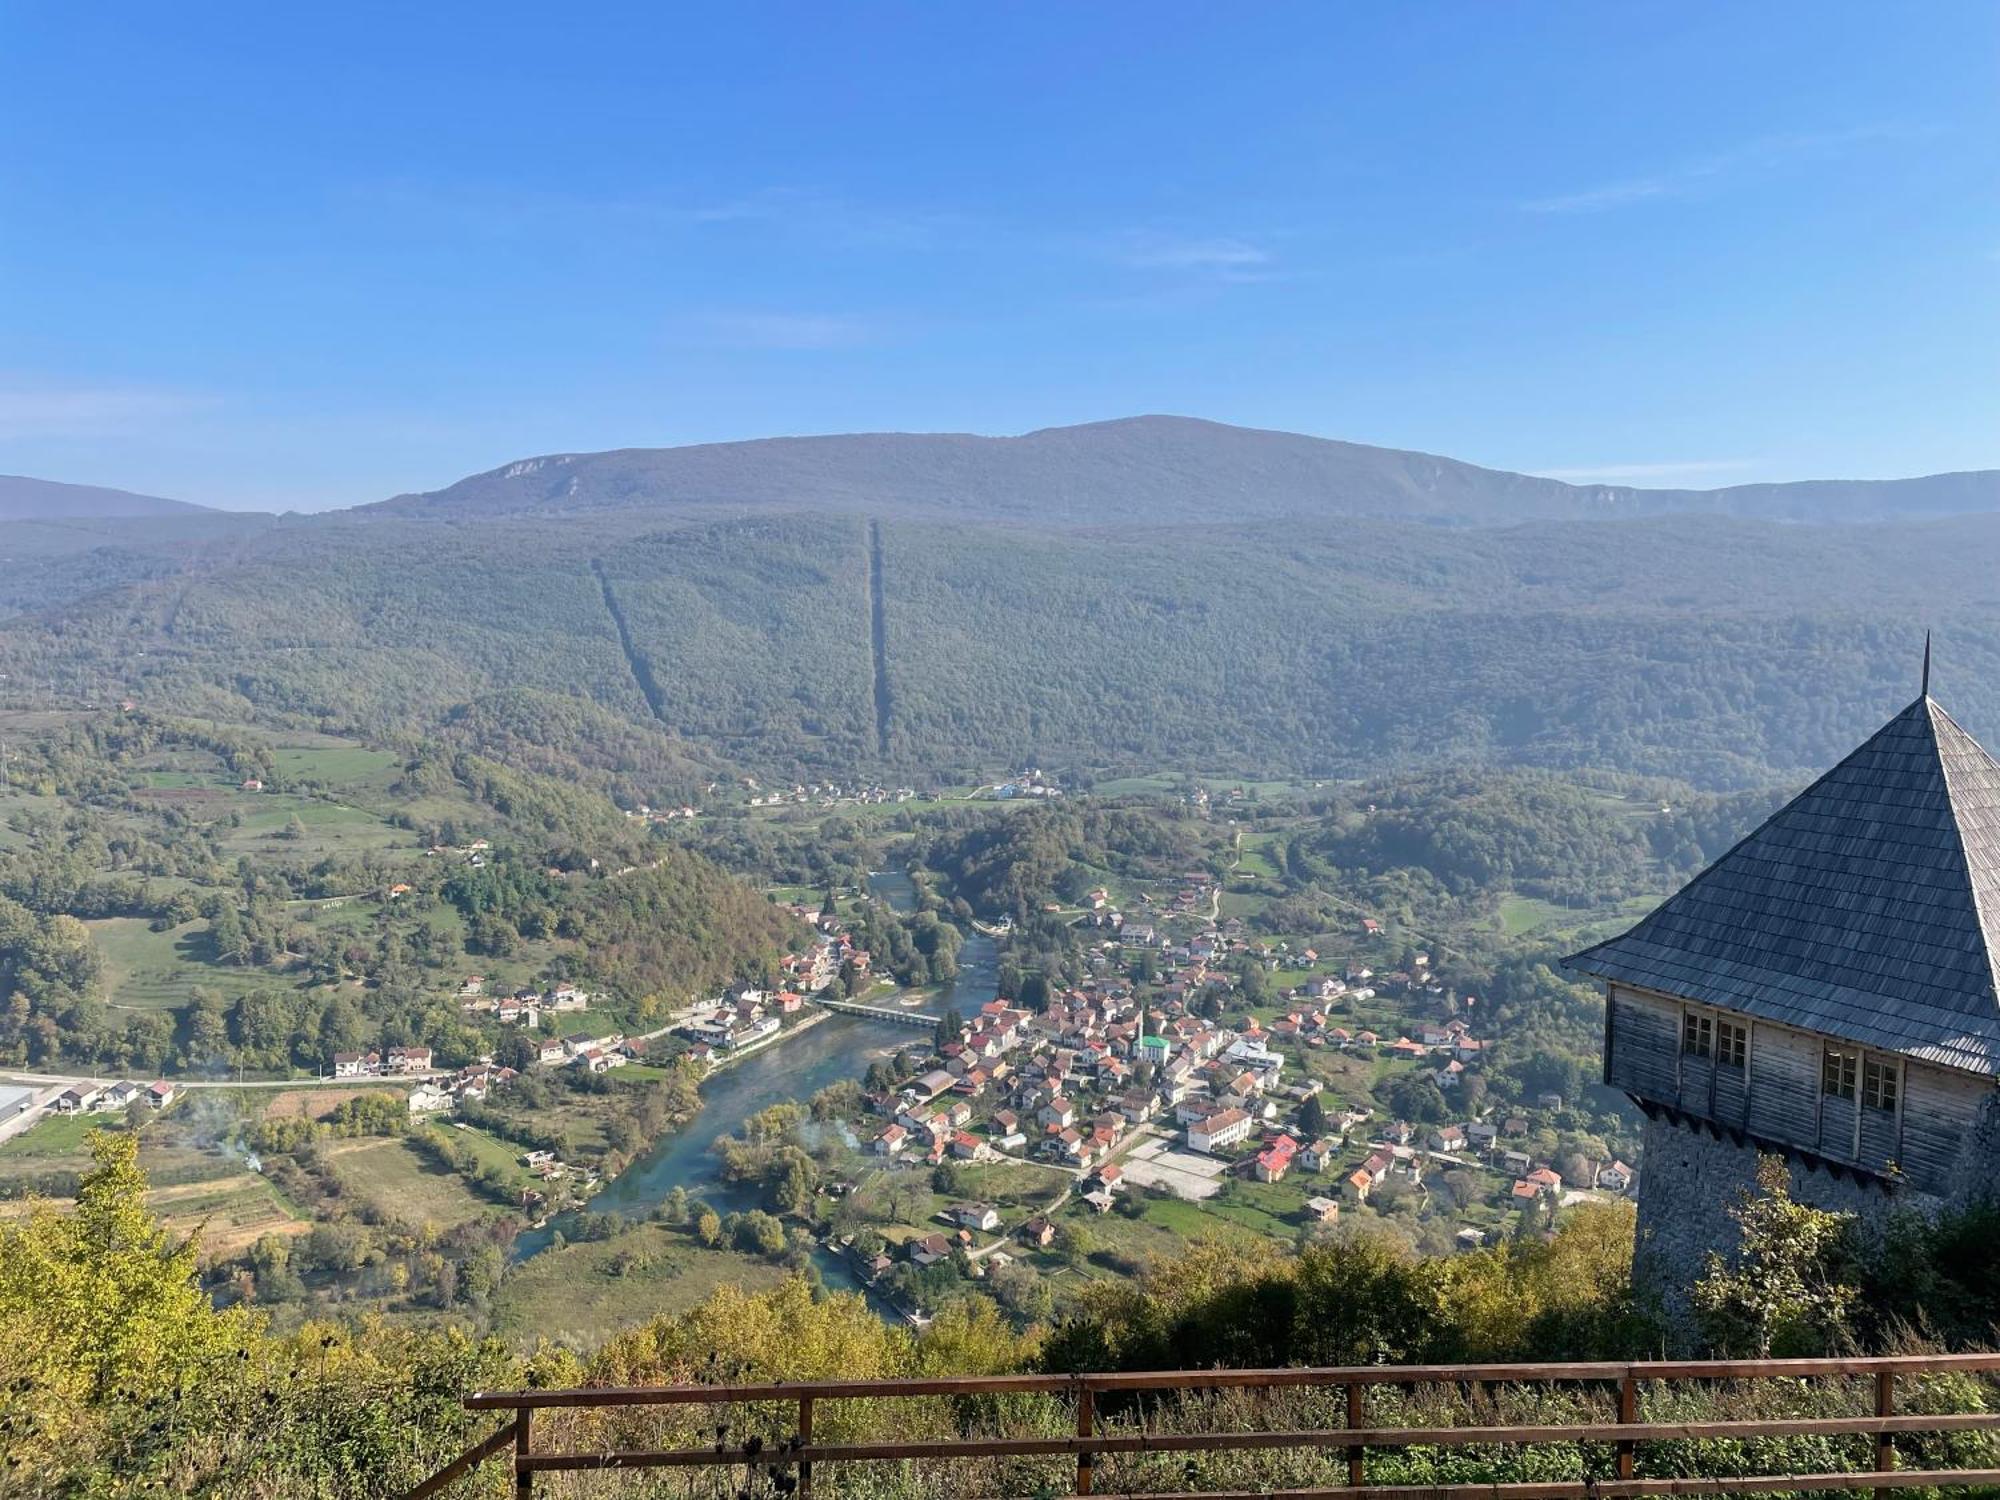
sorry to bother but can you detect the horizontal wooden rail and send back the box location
[1048,1476,2000,1500]
[404,1353,2000,1499]
[519,1411,2000,1469]
[461,1350,2000,1408]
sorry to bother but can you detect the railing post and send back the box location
[513,1408,533,1500]
[1875,1369,1897,1499]
[1616,1371,1637,1481]
[799,1394,815,1500]
[1346,1379,1364,1487]
[1075,1383,1095,1496]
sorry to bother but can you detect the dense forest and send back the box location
[1287,772,1783,910]
[6,497,2000,788]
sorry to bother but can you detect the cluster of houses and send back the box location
[535,1030,645,1073]
[840,914,1633,1255]
[422,837,494,868]
[672,988,805,1064]
[331,1045,436,1079]
[407,1057,526,1114]
[1313,1116,1634,1210]
[457,980,595,1029]
[52,1078,177,1115]
[746,780,916,810]
[623,801,699,826]
[863,987,1184,1171]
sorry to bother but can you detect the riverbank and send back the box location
[510,1009,916,1261]
[502,871,1003,1333]
[701,1005,834,1075]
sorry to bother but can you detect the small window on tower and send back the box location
[1682,1012,1713,1058]
[1822,1046,1858,1101]
[1862,1057,1899,1112]
[1717,1020,1748,1070]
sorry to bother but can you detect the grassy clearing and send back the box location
[261,1087,400,1121]
[1497,892,1657,941]
[840,1156,1068,1243]
[88,916,276,1010]
[1495,895,1578,937]
[0,1119,246,1194]
[0,789,66,849]
[0,1111,102,1162]
[268,744,400,785]
[1235,832,1284,880]
[489,1223,792,1348]
[218,794,407,858]
[1063,1199,1242,1269]
[328,1137,495,1230]
[426,1121,532,1189]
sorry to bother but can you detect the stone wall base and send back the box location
[1631,1113,1929,1341]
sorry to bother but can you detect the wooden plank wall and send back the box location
[1604,983,1993,1198]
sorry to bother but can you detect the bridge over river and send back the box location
[814,996,941,1028]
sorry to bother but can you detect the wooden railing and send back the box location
[402,1352,2000,1499]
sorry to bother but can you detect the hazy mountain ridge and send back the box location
[368,416,2000,527]
[0,474,212,520]
[7,418,2000,790]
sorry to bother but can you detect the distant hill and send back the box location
[0,474,211,520]
[370,415,2000,527]
[7,416,2000,791]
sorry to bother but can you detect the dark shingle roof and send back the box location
[1567,696,2000,1074]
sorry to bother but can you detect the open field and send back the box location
[328,1137,497,1229]
[1496,891,1657,940]
[88,916,279,1010]
[0,1110,101,1162]
[0,787,71,850]
[428,1120,533,1190]
[488,1223,792,1349]
[841,1154,1067,1241]
[267,743,401,785]
[0,1116,254,1195]
[219,793,406,857]
[261,1087,400,1121]
[1234,831,1285,880]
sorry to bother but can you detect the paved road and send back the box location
[0,1068,445,1091]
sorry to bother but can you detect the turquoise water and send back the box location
[508,871,999,1309]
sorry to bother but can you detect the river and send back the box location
[509,870,999,1303]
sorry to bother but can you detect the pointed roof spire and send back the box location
[1923,630,1933,698]
[1568,693,2000,1074]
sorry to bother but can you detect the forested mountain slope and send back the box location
[3,503,1998,787]
[6,422,2000,788]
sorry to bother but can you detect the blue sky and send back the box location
[2,3,1995,510]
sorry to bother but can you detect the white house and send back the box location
[1187,1107,1253,1154]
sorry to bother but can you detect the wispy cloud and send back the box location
[1521,124,1929,214]
[348,179,964,253]
[1111,233,1272,271]
[0,382,219,441]
[1534,459,1756,486]
[696,311,879,351]
[1094,231,1282,289]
